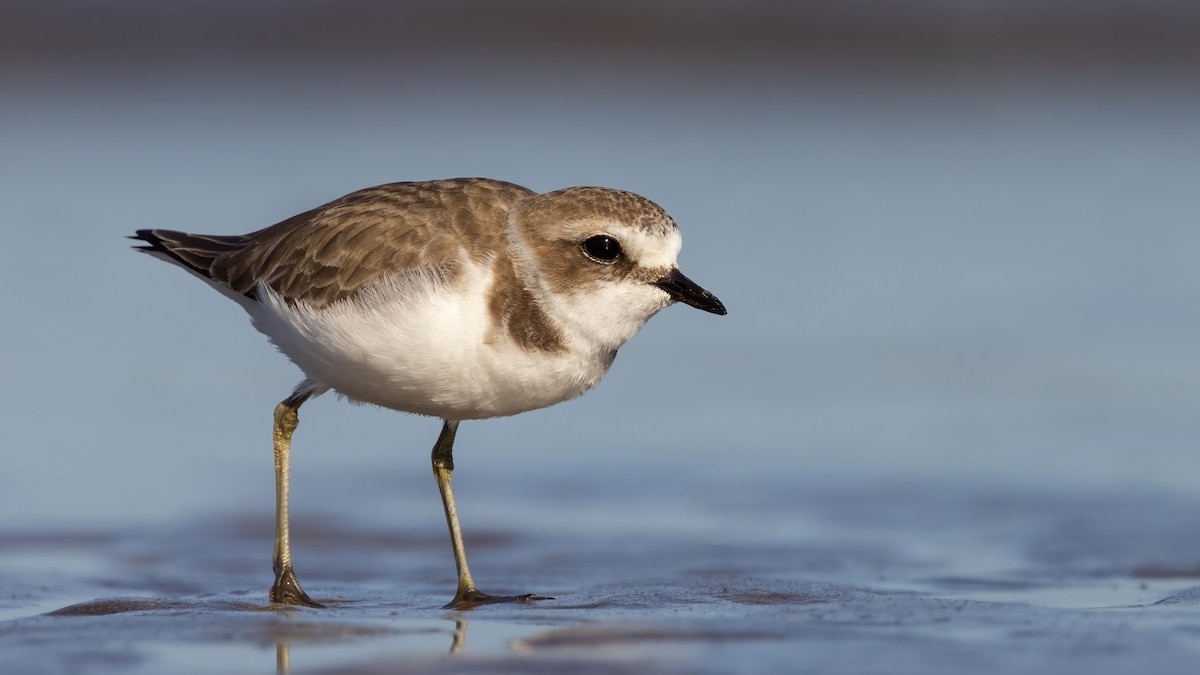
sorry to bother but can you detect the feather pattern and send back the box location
[130,177,713,419]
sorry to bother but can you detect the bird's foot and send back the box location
[270,566,324,608]
[443,588,553,610]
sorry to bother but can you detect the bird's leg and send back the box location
[431,420,550,609]
[270,390,322,607]
[431,421,479,604]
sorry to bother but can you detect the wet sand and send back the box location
[5,477,1200,674]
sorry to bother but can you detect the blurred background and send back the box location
[1,0,1198,555]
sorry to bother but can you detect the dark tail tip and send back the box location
[127,228,211,279]
[129,229,164,251]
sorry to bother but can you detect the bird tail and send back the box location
[129,229,264,307]
[128,229,248,281]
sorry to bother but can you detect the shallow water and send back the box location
[5,478,1200,674]
[4,4,1200,671]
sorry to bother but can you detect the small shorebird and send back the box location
[131,178,726,608]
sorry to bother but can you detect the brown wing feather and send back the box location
[134,178,534,308]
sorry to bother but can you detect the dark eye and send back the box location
[582,235,621,263]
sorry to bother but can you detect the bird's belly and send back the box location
[248,274,610,420]
[333,342,606,419]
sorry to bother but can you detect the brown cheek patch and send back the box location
[522,216,641,296]
[533,239,602,294]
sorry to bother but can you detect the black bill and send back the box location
[653,268,727,316]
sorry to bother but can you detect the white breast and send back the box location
[245,262,613,420]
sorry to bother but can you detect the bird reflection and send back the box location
[449,618,468,654]
[276,640,290,675]
[274,616,469,673]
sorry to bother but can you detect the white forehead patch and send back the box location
[610,223,683,271]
